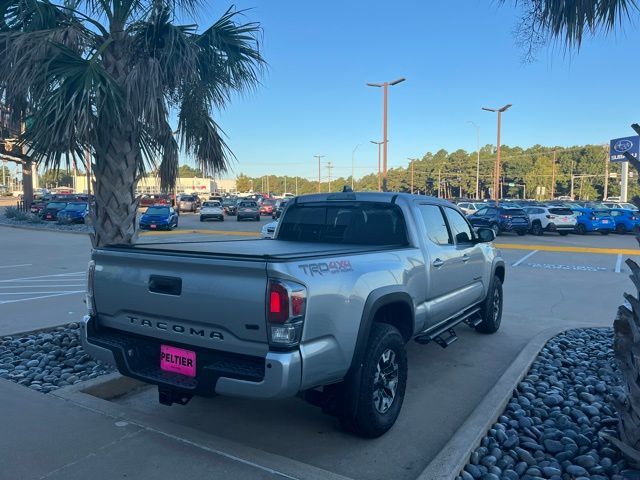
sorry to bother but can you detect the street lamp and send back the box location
[314,155,325,193]
[370,140,385,191]
[467,121,480,199]
[367,77,406,191]
[482,104,512,200]
[351,144,360,190]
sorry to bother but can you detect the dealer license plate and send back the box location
[160,345,196,377]
[150,224,157,229]
[602,219,609,224]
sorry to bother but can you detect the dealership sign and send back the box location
[610,136,640,163]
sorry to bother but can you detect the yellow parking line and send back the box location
[495,243,640,256]
[140,229,260,237]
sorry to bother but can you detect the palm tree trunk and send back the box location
[611,257,640,468]
[91,134,139,247]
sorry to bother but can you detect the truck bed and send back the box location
[112,238,404,261]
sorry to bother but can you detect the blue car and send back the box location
[609,208,640,234]
[57,202,89,224]
[139,205,179,231]
[467,205,530,236]
[572,208,615,235]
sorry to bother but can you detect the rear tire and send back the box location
[476,276,502,334]
[339,323,407,438]
[490,223,500,237]
[616,223,626,234]
[575,224,586,235]
[600,230,609,235]
[559,231,569,236]
[531,221,543,236]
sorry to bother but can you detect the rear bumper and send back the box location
[547,223,575,231]
[200,214,224,220]
[80,315,302,399]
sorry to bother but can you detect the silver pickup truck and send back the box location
[81,192,505,437]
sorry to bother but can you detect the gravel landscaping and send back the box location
[0,323,113,393]
[0,215,92,233]
[457,328,640,480]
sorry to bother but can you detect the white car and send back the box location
[457,202,485,215]
[261,221,278,239]
[523,206,576,236]
[199,201,224,222]
[603,201,638,211]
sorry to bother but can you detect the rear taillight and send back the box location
[546,214,556,219]
[267,279,307,347]
[85,260,96,316]
[590,216,596,221]
[632,216,637,221]
[500,214,511,219]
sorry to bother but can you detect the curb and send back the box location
[53,378,354,480]
[0,223,90,236]
[416,325,574,480]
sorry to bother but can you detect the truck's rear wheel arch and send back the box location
[349,290,414,373]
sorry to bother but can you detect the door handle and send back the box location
[462,254,470,262]
[432,258,444,268]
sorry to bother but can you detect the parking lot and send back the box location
[2,219,638,480]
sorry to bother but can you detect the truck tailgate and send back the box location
[93,249,269,357]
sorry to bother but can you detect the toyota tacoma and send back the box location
[81,192,505,437]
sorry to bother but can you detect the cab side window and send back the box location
[444,208,474,244]
[418,205,451,246]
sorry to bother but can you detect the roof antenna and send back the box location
[342,185,353,193]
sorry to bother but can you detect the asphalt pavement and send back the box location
[2,219,640,480]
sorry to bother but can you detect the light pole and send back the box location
[351,144,360,190]
[314,155,325,193]
[367,77,406,191]
[482,104,512,200]
[467,121,480,199]
[408,158,419,194]
[370,141,384,191]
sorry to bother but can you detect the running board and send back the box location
[414,307,482,348]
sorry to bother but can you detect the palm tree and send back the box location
[0,0,264,246]
[502,0,640,467]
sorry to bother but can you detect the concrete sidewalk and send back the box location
[0,379,282,480]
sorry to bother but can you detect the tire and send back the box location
[255,216,260,221]
[237,217,241,221]
[221,217,224,222]
[517,230,527,236]
[600,231,609,235]
[575,224,586,235]
[531,221,543,236]
[616,223,626,234]
[559,231,569,236]
[339,323,407,438]
[490,223,500,237]
[199,217,204,222]
[476,276,503,334]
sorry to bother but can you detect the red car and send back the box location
[138,193,173,209]
[259,199,276,215]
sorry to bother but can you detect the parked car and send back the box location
[237,200,260,221]
[603,201,638,211]
[572,208,615,235]
[468,206,530,236]
[609,208,640,234]
[57,202,89,224]
[260,199,277,216]
[178,195,200,212]
[456,201,485,215]
[139,194,172,209]
[261,220,278,238]
[523,206,576,236]
[40,201,68,221]
[273,199,289,219]
[139,205,179,230]
[81,192,505,438]
[222,199,237,216]
[200,201,224,222]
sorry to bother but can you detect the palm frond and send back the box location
[504,0,639,53]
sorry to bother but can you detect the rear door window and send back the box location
[418,204,451,246]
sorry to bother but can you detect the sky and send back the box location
[191,1,640,181]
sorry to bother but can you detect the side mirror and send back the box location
[476,227,495,243]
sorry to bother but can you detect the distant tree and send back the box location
[40,168,73,188]
[178,165,200,178]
